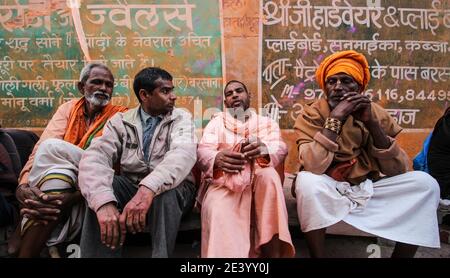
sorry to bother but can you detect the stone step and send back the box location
[180,173,373,237]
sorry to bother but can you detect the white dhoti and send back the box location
[295,171,441,248]
[22,138,85,247]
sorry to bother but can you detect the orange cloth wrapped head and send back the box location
[315,50,371,92]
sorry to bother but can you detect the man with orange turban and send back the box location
[293,50,440,257]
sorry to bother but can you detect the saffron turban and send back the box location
[315,50,371,91]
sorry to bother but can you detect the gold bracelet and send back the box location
[324,117,342,134]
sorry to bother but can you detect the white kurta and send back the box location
[295,170,441,248]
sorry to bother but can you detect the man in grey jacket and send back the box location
[78,67,197,258]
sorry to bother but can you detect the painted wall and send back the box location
[1,0,449,174]
[0,0,224,129]
[223,0,449,173]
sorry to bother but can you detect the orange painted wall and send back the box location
[222,0,433,173]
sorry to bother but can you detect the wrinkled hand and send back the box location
[96,202,122,250]
[350,94,372,123]
[241,137,269,160]
[16,184,64,224]
[330,92,370,122]
[119,186,154,242]
[214,150,246,173]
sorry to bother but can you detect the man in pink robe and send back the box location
[196,80,295,258]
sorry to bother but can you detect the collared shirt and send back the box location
[140,107,162,161]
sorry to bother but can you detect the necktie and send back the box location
[142,117,156,161]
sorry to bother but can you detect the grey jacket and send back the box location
[78,106,197,212]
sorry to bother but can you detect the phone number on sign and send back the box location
[296,88,450,104]
[364,89,450,103]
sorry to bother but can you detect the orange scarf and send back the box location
[217,110,272,192]
[63,97,128,149]
[294,98,402,184]
[195,110,271,210]
[221,110,271,169]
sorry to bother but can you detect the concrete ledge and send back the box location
[180,173,374,237]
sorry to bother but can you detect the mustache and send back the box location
[93,91,111,100]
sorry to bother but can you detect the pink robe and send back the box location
[197,110,295,258]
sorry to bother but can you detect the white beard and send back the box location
[85,91,110,107]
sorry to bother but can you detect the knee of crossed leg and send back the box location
[295,171,325,200]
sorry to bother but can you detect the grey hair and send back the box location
[79,63,113,83]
